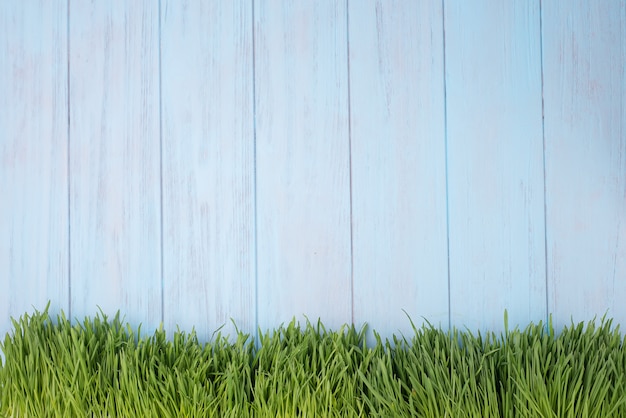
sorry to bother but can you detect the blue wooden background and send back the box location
[1,1,625,342]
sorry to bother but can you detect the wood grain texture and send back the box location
[445,1,546,331]
[543,1,626,328]
[69,2,161,329]
[160,1,255,340]
[349,0,449,336]
[254,0,352,332]
[0,1,69,335]
[2,2,626,339]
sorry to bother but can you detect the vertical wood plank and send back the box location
[69,2,161,329]
[0,1,68,335]
[255,1,352,331]
[160,1,255,340]
[349,1,449,337]
[445,1,546,331]
[543,1,626,328]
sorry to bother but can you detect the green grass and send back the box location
[1,306,626,417]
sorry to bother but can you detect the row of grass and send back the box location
[1,306,626,417]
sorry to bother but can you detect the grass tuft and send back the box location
[1,306,626,417]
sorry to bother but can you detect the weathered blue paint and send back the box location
[254,0,353,333]
[349,1,449,338]
[0,0,69,336]
[543,1,626,329]
[160,1,256,340]
[68,2,162,331]
[1,0,624,340]
[445,0,547,332]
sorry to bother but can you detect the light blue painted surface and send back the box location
[445,0,547,332]
[1,0,625,340]
[349,1,449,336]
[255,0,353,333]
[68,2,162,331]
[0,0,69,337]
[160,1,255,340]
[543,1,626,329]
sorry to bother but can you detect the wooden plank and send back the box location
[255,1,352,332]
[160,1,255,340]
[349,1,449,338]
[445,1,546,331]
[68,2,161,330]
[0,1,68,335]
[543,1,626,328]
